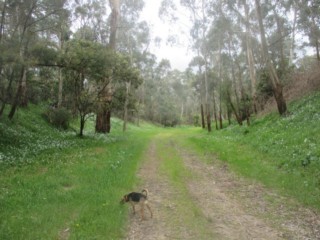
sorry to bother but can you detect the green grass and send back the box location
[185,92,320,210]
[0,104,157,239]
[1,91,320,239]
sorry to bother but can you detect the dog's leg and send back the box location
[146,203,153,218]
[140,204,145,220]
[130,202,136,214]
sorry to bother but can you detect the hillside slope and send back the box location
[0,105,155,239]
[188,91,320,209]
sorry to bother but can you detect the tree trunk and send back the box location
[273,8,286,72]
[95,107,109,133]
[79,115,85,137]
[204,57,211,132]
[58,68,63,108]
[200,103,205,129]
[243,0,258,114]
[106,110,111,132]
[218,39,223,129]
[226,88,242,126]
[108,0,120,50]
[206,103,211,132]
[20,67,28,107]
[123,81,131,132]
[201,0,211,132]
[0,68,14,117]
[228,37,241,123]
[0,0,6,82]
[311,15,320,61]
[273,83,287,115]
[96,0,120,133]
[227,106,232,125]
[57,28,64,108]
[212,95,218,130]
[180,103,184,122]
[8,66,25,120]
[289,5,297,66]
[0,0,6,43]
[255,0,287,115]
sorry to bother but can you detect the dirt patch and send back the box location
[183,155,281,239]
[124,134,320,240]
[58,228,70,240]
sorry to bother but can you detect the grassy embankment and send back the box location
[0,104,157,239]
[185,92,320,210]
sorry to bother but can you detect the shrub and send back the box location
[193,115,200,126]
[44,107,71,129]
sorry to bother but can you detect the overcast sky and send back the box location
[140,1,192,71]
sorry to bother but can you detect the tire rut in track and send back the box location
[124,135,320,240]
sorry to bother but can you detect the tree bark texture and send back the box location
[201,103,205,129]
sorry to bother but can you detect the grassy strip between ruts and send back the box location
[0,105,157,239]
[155,131,216,239]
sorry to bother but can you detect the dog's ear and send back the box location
[122,195,128,202]
[120,195,127,204]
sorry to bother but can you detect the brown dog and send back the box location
[120,189,153,220]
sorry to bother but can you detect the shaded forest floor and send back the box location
[125,132,320,240]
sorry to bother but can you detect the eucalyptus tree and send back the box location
[287,0,298,66]
[69,0,113,133]
[184,68,201,125]
[135,51,157,124]
[116,0,149,131]
[180,0,212,132]
[141,54,158,122]
[224,0,260,116]
[242,0,258,113]
[3,0,39,119]
[53,1,70,108]
[151,59,172,124]
[167,69,189,123]
[0,0,67,119]
[62,39,140,137]
[95,0,120,133]
[188,56,206,128]
[207,1,234,129]
[95,0,147,133]
[254,0,287,115]
[265,0,292,79]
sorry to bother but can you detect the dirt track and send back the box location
[124,134,320,240]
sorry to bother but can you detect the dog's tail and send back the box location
[142,189,148,197]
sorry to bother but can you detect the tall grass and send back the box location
[0,104,156,239]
